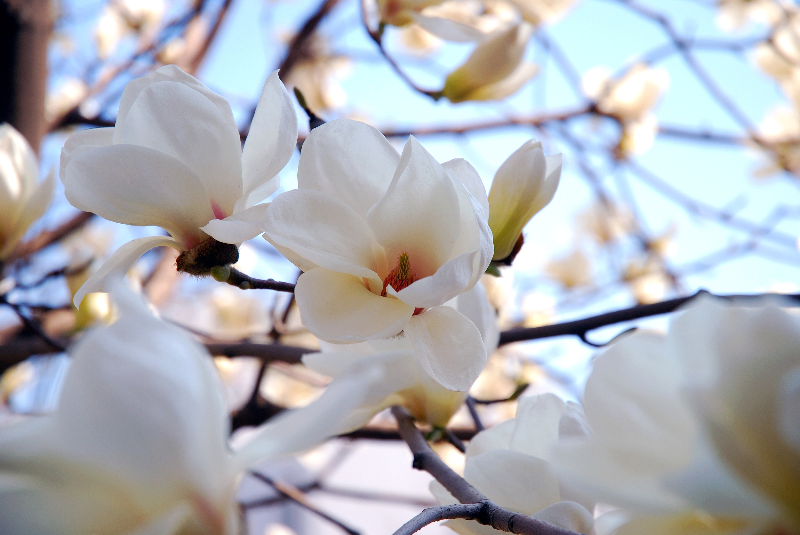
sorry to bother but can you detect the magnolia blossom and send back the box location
[0,124,55,260]
[430,394,595,535]
[60,65,298,306]
[0,283,361,534]
[717,0,783,31]
[553,297,800,535]
[487,140,561,261]
[377,0,447,26]
[583,64,668,154]
[440,22,537,103]
[261,119,493,391]
[292,281,499,433]
[544,249,593,289]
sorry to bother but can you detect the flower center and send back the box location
[382,252,417,297]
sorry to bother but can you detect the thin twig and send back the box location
[393,504,484,535]
[249,471,361,535]
[219,267,296,293]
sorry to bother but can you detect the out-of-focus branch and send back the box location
[5,212,94,264]
[277,0,341,81]
[391,406,582,535]
[216,267,296,293]
[0,0,52,152]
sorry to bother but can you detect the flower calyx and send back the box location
[176,237,239,277]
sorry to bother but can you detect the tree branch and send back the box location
[391,406,582,535]
[392,503,483,535]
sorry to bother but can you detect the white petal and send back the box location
[0,169,55,259]
[61,283,231,501]
[262,189,385,283]
[449,177,493,288]
[530,502,594,534]
[461,61,539,102]
[405,306,487,391]
[201,203,269,245]
[442,157,489,216]
[465,450,562,515]
[466,418,516,457]
[395,250,477,308]
[295,268,413,343]
[59,127,113,180]
[510,394,566,459]
[298,119,399,219]
[115,65,238,148]
[63,144,214,247]
[412,13,487,42]
[235,351,417,467]
[115,81,242,216]
[241,71,298,205]
[367,136,461,277]
[448,280,499,354]
[73,236,182,308]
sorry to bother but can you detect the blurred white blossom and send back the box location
[583,64,669,154]
[544,249,592,289]
[0,124,55,260]
[261,119,493,391]
[717,0,783,31]
[554,297,800,535]
[94,0,164,59]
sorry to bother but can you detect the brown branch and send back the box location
[185,0,234,74]
[217,267,296,293]
[277,0,341,81]
[391,406,582,535]
[499,290,800,346]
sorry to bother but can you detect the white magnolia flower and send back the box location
[298,281,499,431]
[414,0,518,42]
[261,118,493,391]
[60,65,298,306]
[0,123,55,260]
[487,139,561,261]
[430,394,595,535]
[441,22,537,103]
[554,297,800,535]
[0,283,357,534]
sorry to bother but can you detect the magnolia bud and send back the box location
[441,23,537,103]
[488,140,561,261]
[0,124,55,260]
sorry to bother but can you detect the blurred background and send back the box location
[1,0,799,533]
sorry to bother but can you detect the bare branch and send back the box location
[392,503,483,535]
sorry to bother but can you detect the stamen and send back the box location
[382,252,417,297]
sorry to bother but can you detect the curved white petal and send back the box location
[294,268,414,343]
[115,81,242,216]
[367,136,461,277]
[443,158,489,216]
[460,61,539,102]
[531,501,595,534]
[298,119,399,219]
[201,203,269,245]
[405,306,487,391]
[241,70,298,204]
[395,250,477,308]
[466,450,562,516]
[59,127,113,180]
[115,65,238,148]
[449,178,493,288]
[510,394,567,459]
[61,284,231,502]
[235,351,417,468]
[447,280,499,354]
[63,144,214,246]
[0,170,55,259]
[262,189,385,283]
[73,236,182,308]
[412,13,487,42]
